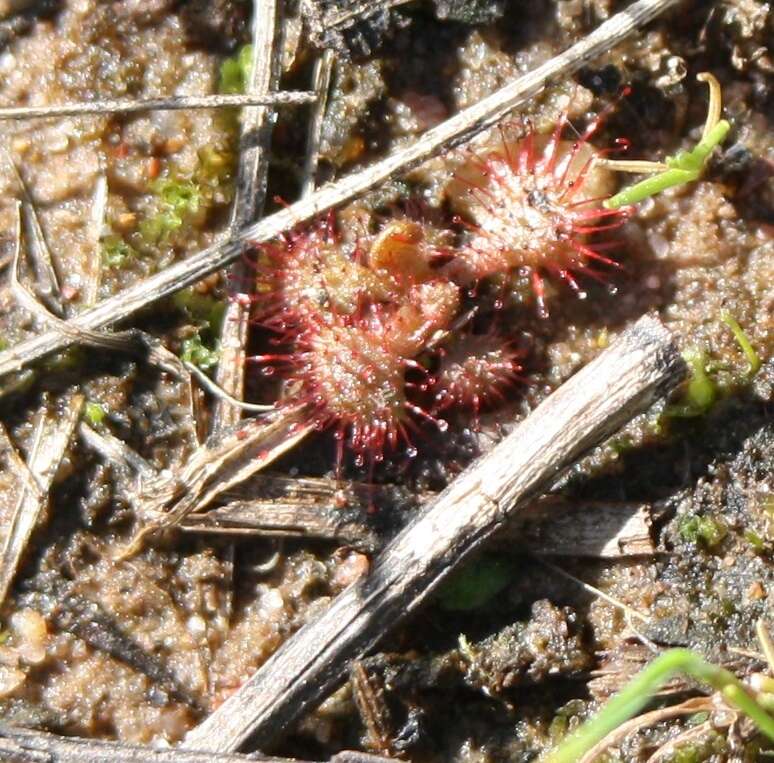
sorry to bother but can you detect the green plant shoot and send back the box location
[603,73,730,210]
[679,514,727,549]
[101,236,136,269]
[83,400,107,426]
[140,177,202,243]
[664,347,716,418]
[219,44,253,95]
[720,309,761,377]
[181,333,220,372]
[547,648,774,763]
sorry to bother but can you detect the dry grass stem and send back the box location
[0,392,83,607]
[0,92,315,121]
[4,152,64,315]
[301,49,335,196]
[83,175,108,306]
[578,698,715,763]
[124,406,315,556]
[176,483,657,559]
[535,557,651,623]
[185,361,274,413]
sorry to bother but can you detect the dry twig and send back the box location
[211,0,283,433]
[0,93,315,121]
[0,723,394,763]
[301,49,335,196]
[0,0,681,384]
[82,174,108,306]
[0,212,87,606]
[4,152,64,315]
[179,496,393,553]
[184,315,686,752]
[124,406,315,555]
[176,482,657,559]
[78,421,155,481]
[0,393,83,607]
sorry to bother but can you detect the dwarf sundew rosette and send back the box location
[430,331,524,427]
[446,114,631,317]
[244,74,729,473]
[247,217,460,472]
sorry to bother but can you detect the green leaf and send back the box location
[437,555,513,611]
[678,514,727,549]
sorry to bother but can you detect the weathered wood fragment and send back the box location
[184,315,686,752]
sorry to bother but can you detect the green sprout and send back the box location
[665,347,716,418]
[678,514,727,549]
[83,401,107,427]
[101,235,136,269]
[720,309,761,377]
[140,177,202,243]
[174,288,224,374]
[603,73,730,210]
[180,333,220,372]
[547,647,774,763]
[662,310,761,421]
[219,44,253,95]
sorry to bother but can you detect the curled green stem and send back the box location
[720,309,761,376]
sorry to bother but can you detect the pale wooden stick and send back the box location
[0,0,681,383]
[301,49,335,196]
[176,485,657,558]
[0,93,314,121]
[0,723,393,763]
[184,315,686,752]
[211,0,282,433]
